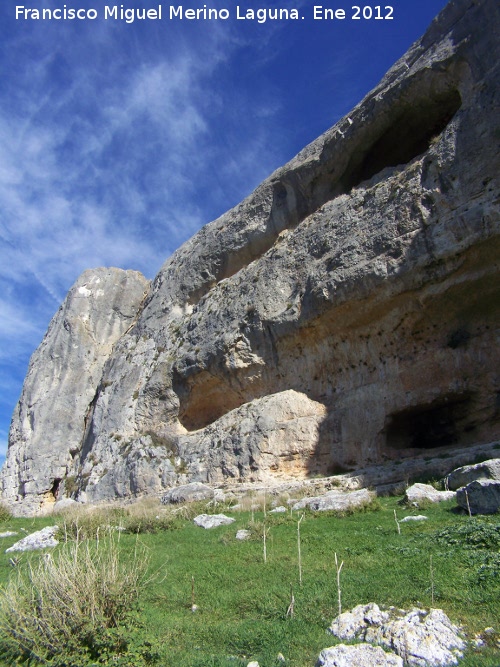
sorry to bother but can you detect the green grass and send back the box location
[0,498,498,666]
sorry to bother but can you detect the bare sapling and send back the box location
[286,584,295,618]
[191,575,198,612]
[263,524,269,563]
[334,552,344,616]
[297,513,305,585]
[394,509,401,535]
[464,489,472,517]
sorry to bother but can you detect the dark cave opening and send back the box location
[50,478,62,500]
[384,393,475,451]
[342,89,462,191]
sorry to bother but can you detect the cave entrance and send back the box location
[384,393,475,451]
[50,478,61,501]
[342,88,462,192]
[173,368,246,431]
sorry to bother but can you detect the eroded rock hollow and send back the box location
[2,0,499,514]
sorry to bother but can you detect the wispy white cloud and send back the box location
[0,29,274,298]
[0,299,40,342]
[0,5,287,450]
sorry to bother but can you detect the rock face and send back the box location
[1,269,149,515]
[2,0,500,514]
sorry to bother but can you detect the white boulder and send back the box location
[193,514,236,529]
[6,525,59,553]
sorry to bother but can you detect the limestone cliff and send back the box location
[1,269,149,514]
[2,0,499,514]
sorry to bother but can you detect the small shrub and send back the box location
[409,473,443,488]
[236,491,268,514]
[244,519,266,541]
[472,551,500,585]
[335,496,382,517]
[123,499,176,534]
[431,519,500,550]
[0,503,12,522]
[145,430,177,451]
[0,536,153,666]
[64,475,78,496]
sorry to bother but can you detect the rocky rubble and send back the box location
[317,644,403,667]
[1,0,499,515]
[5,526,59,553]
[328,603,466,667]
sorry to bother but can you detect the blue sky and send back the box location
[0,0,449,463]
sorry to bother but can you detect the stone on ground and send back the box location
[456,479,500,515]
[329,604,465,667]
[292,488,373,512]
[329,603,390,641]
[193,514,235,529]
[6,526,59,553]
[53,498,79,512]
[162,482,214,505]
[403,484,455,507]
[316,643,403,667]
[445,458,500,491]
[235,529,251,540]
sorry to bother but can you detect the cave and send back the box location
[50,478,62,501]
[384,393,475,452]
[342,88,462,191]
[173,368,246,431]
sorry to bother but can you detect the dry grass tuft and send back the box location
[54,503,126,540]
[0,534,150,665]
[0,504,12,522]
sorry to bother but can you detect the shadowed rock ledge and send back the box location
[2,0,499,515]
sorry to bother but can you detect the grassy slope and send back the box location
[0,497,498,666]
